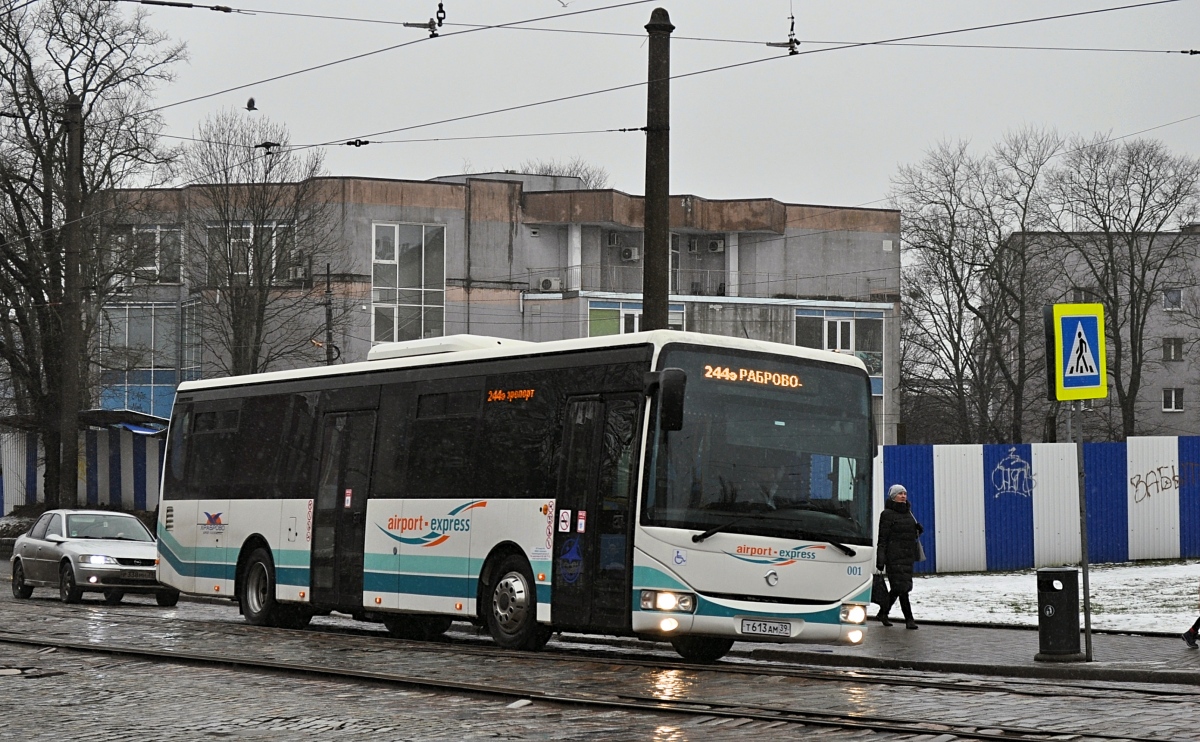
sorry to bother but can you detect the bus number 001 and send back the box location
[847,566,862,576]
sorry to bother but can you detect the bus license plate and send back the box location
[741,619,791,637]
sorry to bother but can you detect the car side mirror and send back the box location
[645,368,687,431]
[46,533,66,543]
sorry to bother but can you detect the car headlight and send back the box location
[639,590,696,613]
[80,555,119,566]
[840,603,867,624]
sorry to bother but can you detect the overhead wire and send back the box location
[7,0,1197,252]
[112,0,661,117]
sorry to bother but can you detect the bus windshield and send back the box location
[643,346,874,545]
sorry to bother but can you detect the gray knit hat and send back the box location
[887,484,908,500]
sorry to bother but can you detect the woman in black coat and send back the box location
[876,484,924,629]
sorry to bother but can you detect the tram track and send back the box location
[6,597,1198,706]
[0,627,1190,742]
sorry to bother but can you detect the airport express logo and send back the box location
[726,543,826,566]
[377,500,487,548]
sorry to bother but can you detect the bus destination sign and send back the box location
[702,364,803,389]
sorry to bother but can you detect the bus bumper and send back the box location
[632,594,867,645]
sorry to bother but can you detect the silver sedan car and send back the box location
[10,509,180,606]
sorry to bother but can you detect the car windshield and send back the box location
[65,514,153,542]
[642,346,874,544]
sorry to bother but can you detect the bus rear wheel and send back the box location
[486,555,544,650]
[239,548,278,626]
[670,636,734,663]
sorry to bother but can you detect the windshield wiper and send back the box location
[825,539,857,557]
[692,516,750,543]
[795,529,857,556]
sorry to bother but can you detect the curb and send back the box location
[745,646,1200,685]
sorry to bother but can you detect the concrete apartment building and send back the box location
[99,173,902,442]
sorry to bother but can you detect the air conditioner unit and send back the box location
[687,237,700,254]
[539,276,562,292]
[620,247,640,262]
[287,265,309,281]
[607,231,623,247]
[708,238,726,253]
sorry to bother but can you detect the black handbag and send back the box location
[871,573,888,606]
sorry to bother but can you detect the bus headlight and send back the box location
[640,590,696,613]
[840,604,867,624]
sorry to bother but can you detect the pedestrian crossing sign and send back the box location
[1048,303,1107,401]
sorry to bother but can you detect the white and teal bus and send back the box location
[157,331,875,662]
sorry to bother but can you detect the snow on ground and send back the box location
[897,559,1200,633]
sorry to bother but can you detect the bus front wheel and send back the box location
[485,555,545,650]
[670,636,734,663]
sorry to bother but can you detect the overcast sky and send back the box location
[140,0,1200,210]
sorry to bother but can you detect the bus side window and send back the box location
[479,372,559,500]
[163,404,192,500]
[188,404,241,499]
[372,384,409,498]
[406,388,480,498]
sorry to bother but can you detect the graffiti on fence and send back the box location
[991,447,1035,498]
[1129,461,1200,503]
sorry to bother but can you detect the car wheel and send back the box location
[11,560,33,599]
[59,562,83,604]
[238,547,278,626]
[156,589,180,607]
[485,554,544,650]
[669,636,734,663]
[102,590,124,605]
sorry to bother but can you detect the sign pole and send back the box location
[1075,398,1093,661]
[1044,303,1104,664]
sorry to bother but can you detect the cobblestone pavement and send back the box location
[2,592,1199,741]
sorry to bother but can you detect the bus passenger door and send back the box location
[312,410,377,608]
[553,394,640,631]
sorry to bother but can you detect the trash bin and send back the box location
[1034,567,1084,662]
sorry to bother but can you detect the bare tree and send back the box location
[0,0,183,505]
[969,127,1063,443]
[181,111,349,377]
[1044,136,1200,438]
[893,141,1009,443]
[516,155,610,189]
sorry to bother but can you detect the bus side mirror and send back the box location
[645,368,686,431]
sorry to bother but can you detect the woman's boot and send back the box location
[900,594,918,629]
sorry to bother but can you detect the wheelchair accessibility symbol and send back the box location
[673,549,687,566]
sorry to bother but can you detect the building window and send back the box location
[372,223,445,343]
[795,309,885,395]
[99,303,180,418]
[123,225,182,284]
[1164,289,1183,311]
[1163,337,1185,362]
[795,316,822,349]
[669,233,680,294]
[826,318,852,353]
[205,222,296,286]
[1163,388,1184,412]
[587,301,683,337]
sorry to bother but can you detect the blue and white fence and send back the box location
[0,429,164,516]
[877,438,1200,573]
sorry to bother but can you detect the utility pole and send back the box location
[641,7,673,331]
[58,94,84,507]
[324,263,334,365]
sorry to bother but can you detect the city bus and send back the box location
[156,331,876,662]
